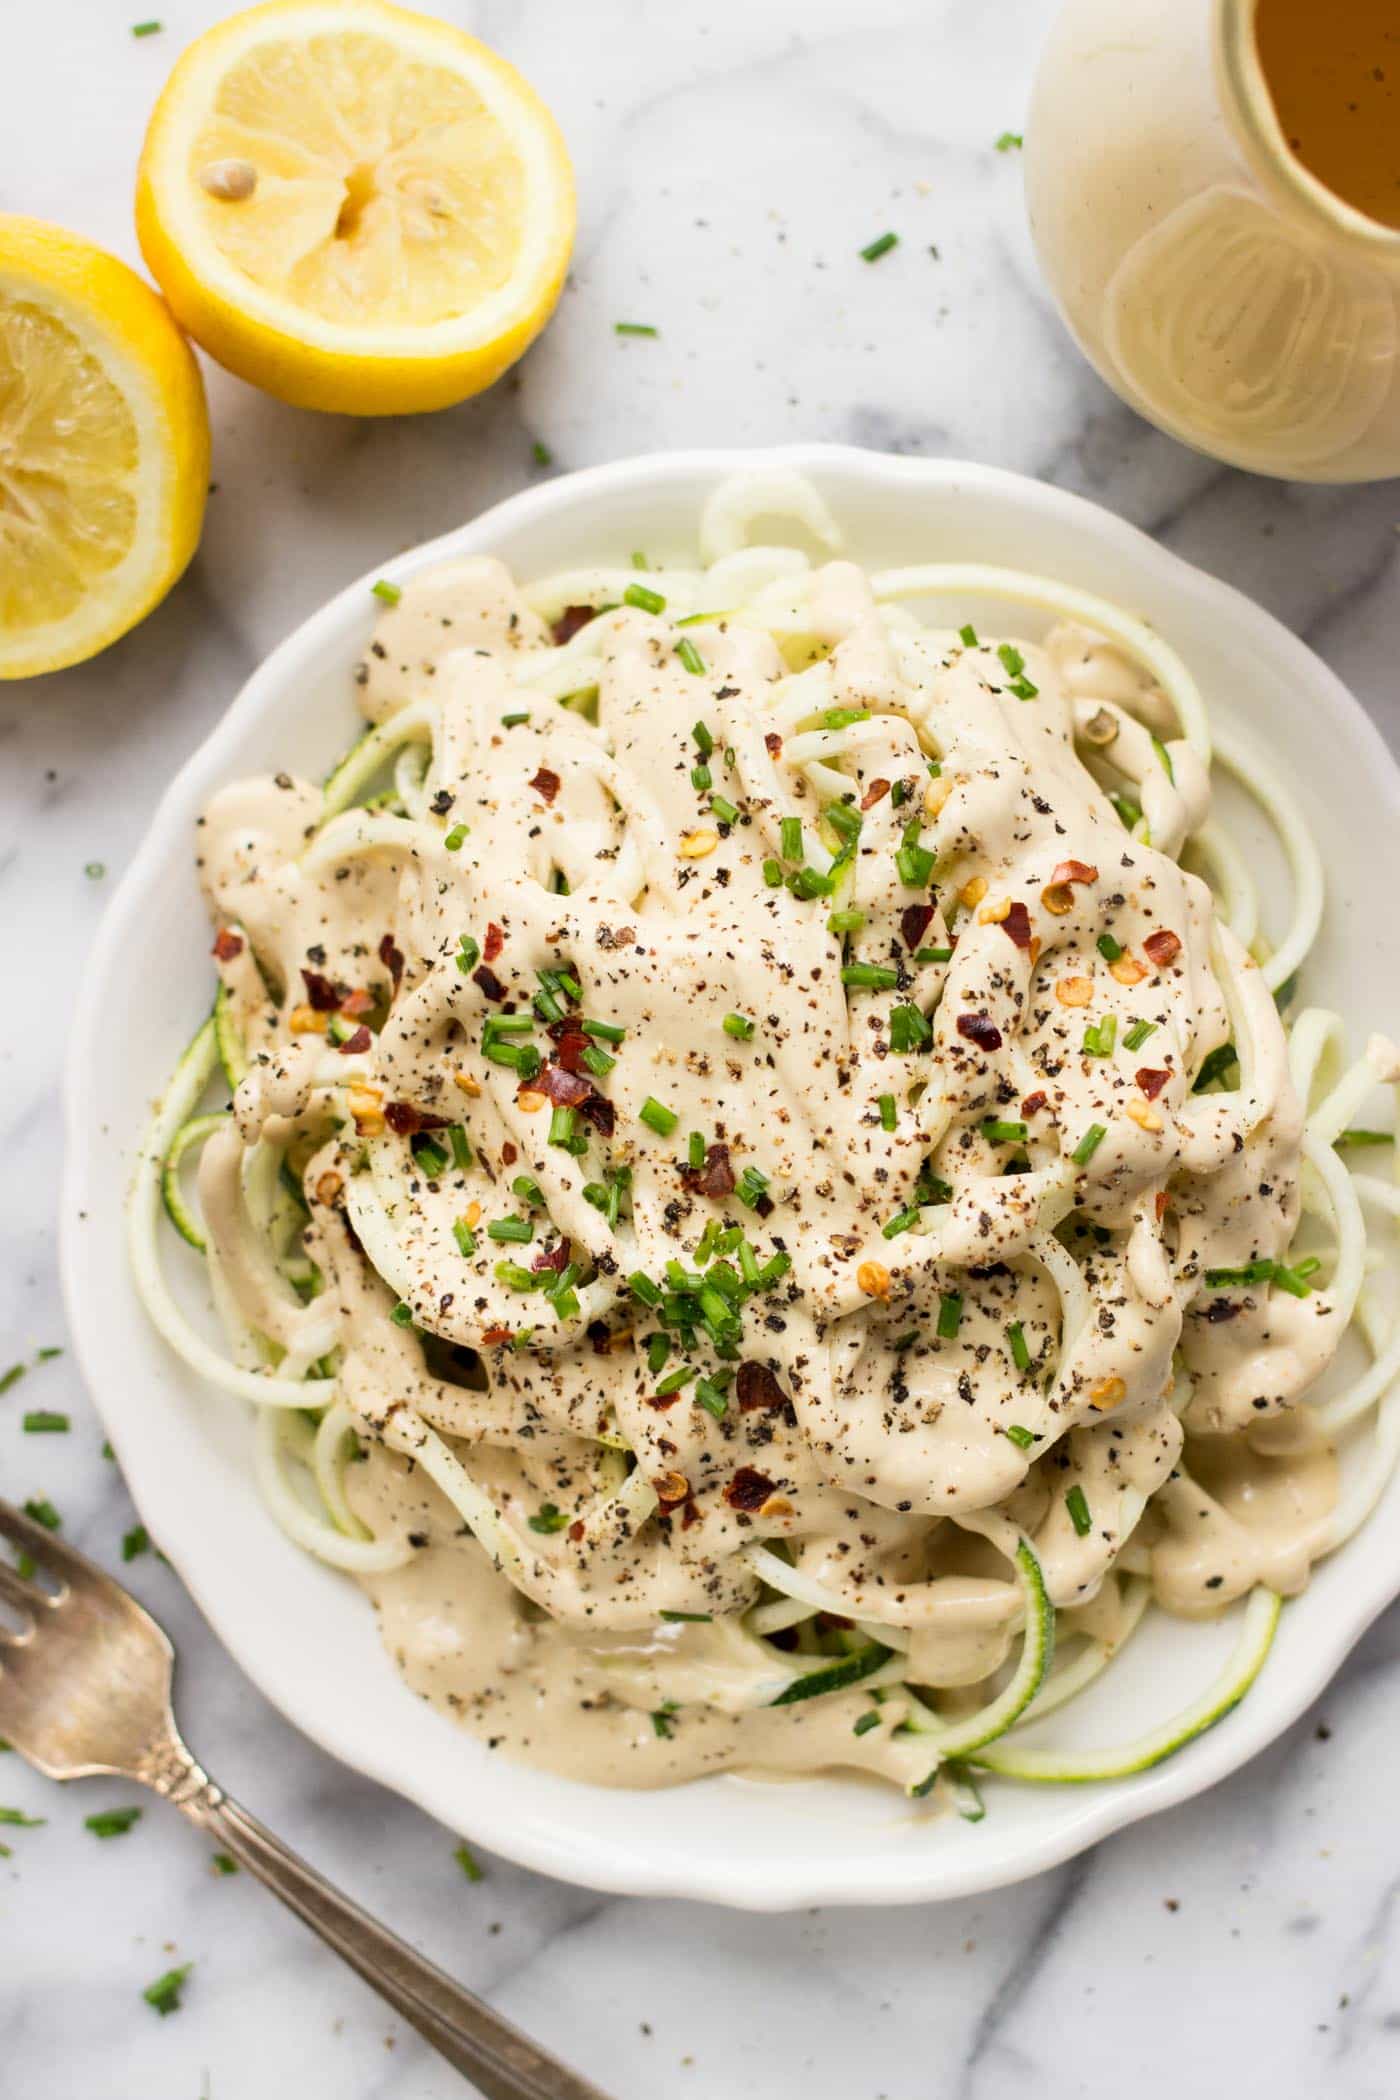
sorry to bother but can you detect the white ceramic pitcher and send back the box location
[1025,0,1400,481]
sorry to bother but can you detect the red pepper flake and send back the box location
[724,1466,777,1512]
[860,777,890,811]
[681,1141,736,1198]
[680,1495,702,1530]
[483,922,505,964]
[550,604,597,647]
[378,932,404,985]
[765,732,784,759]
[1136,1067,1171,1100]
[900,902,935,950]
[472,964,506,1002]
[538,1062,592,1107]
[339,987,373,1017]
[568,1519,586,1542]
[530,767,562,805]
[337,1025,372,1055]
[481,1326,512,1347]
[1000,900,1033,950]
[736,1361,788,1413]
[552,1026,591,1074]
[1155,1190,1171,1222]
[956,1012,1003,1052]
[1050,859,1098,889]
[647,1393,682,1411]
[384,1101,450,1134]
[579,1093,616,1137]
[1144,929,1182,969]
[301,967,347,1011]
[211,928,243,962]
[501,1142,518,1166]
[531,1240,570,1274]
[1021,1090,1048,1116]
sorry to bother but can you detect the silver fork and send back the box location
[0,1498,612,2100]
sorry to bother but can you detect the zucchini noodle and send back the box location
[128,469,1400,1810]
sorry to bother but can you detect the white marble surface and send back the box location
[5,0,1400,2092]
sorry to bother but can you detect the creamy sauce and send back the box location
[194,552,1342,1787]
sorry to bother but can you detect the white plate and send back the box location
[61,445,1400,1910]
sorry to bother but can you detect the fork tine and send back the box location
[0,1499,104,1594]
[0,1558,50,1620]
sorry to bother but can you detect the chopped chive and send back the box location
[0,1365,25,1396]
[390,1302,414,1328]
[937,1293,963,1339]
[582,1017,626,1043]
[86,1807,142,1838]
[895,828,936,886]
[841,962,899,991]
[860,231,899,262]
[639,1096,678,1138]
[787,865,835,900]
[824,799,863,844]
[122,1524,150,1561]
[528,1502,569,1535]
[853,1709,881,1737]
[411,1135,449,1177]
[693,719,715,757]
[780,816,803,862]
[675,638,706,676]
[914,946,953,964]
[688,1129,706,1171]
[1335,1129,1395,1150]
[1071,1123,1107,1166]
[548,1104,586,1152]
[1065,1485,1092,1536]
[882,1207,922,1239]
[85,861,106,880]
[878,1093,897,1131]
[23,1497,60,1531]
[371,580,401,606]
[448,1127,473,1172]
[22,1411,68,1434]
[757,1250,791,1289]
[131,18,162,32]
[1097,933,1123,962]
[1007,1323,1032,1373]
[652,1703,678,1738]
[457,934,480,971]
[0,1807,43,1827]
[629,1271,662,1307]
[143,1964,192,2016]
[624,582,666,615]
[444,823,469,851]
[501,710,530,727]
[995,130,1023,151]
[631,550,648,570]
[1124,1019,1158,1053]
[889,1003,932,1053]
[763,857,784,887]
[827,907,866,935]
[723,1012,755,1040]
[959,623,978,647]
[580,1042,616,1078]
[691,763,712,791]
[454,1841,484,1882]
[1004,1420,1035,1449]
[736,1165,771,1210]
[531,440,552,467]
[823,707,872,730]
[694,1377,729,1420]
[615,321,660,337]
[711,795,740,827]
[1082,1014,1118,1058]
[452,1220,477,1257]
[891,779,910,807]
[982,1118,1028,1145]
[486,1215,534,1244]
[661,1609,713,1624]
[212,1853,238,1874]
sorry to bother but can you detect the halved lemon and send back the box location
[136,0,575,416]
[0,216,209,680]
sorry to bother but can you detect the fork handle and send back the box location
[176,1784,611,2100]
